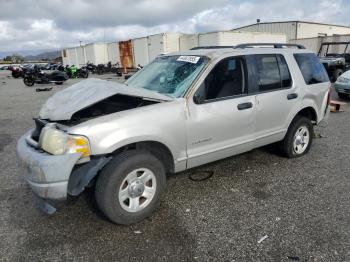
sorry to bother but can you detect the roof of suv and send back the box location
[165,47,314,60]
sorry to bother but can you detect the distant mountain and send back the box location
[24,50,61,61]
[0,49,61,61]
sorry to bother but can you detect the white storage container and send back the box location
[179,34,199,51]
[75,46,86,67]
[107,42,120,64]
[67,47,78,66]
[84,43,108,65]
[132,37,149,67]
[198,31,286,47]
[147,33,182,62]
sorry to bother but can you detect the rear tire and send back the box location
[279,116,313,158]
[95,150,166,225]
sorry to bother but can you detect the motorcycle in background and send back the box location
[59,65,89,78]
[9,65,30,78]
[96,62,122,76]
[23,66,68,87]
[86,62,97,73]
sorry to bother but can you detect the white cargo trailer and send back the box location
[107,42,120,64]
[198,31,286,46]
[75,46,86,67]
[84,43,108,65]
[67,47,78,66]
[147,33,182,62]
[179,34,199,51]
[132,37,149,67]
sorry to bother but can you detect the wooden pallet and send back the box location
[330,100,346,112]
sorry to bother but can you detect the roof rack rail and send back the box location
[234,43,306,49]
[320,41,350,45]
[190,46,234,50]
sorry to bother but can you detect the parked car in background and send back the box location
[17,43,330,225]
[335,70,350,99]
[0,65,10,70]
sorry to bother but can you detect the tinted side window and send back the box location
[294,53,329,85]
[195,56,246,102]
[253,54,292,92]
[255,55,281,91]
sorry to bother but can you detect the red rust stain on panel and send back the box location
[119,40,134,68]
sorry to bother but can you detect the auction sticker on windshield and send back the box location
[177,56,200,64]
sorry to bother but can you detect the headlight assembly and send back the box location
[337,76,350,83]
[39,126,90,158]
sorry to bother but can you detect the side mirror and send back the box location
[193,93,204,104]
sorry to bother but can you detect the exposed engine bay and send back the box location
[57,94,159,125]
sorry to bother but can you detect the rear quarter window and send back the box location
[293,53,329,85]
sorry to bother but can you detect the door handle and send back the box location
[237,102,253,110]
[287,93,298,100]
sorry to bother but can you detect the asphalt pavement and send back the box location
[0,71,349,262]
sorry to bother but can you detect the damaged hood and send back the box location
[39,78,173,121]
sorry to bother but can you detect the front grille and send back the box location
[31,118,47,142]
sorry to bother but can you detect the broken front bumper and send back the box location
[16,129,81,200]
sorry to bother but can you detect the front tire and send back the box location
[23,76,35,87]
[333,68,344,80]
[95,150,166,225]
[81,70,89,78]
[280,116,313,158]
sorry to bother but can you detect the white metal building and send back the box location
[232,21,350,41]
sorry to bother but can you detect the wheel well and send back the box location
[296,107,317,124]
[112,141,175,174]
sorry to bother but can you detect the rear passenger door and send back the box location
[246,54,298,147]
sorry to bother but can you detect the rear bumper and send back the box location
[16,130,81,200]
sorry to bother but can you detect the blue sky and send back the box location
[0,0,349,53]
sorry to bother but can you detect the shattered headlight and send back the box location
[39,126,90,157]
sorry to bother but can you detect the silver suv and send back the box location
[17,44,330,224]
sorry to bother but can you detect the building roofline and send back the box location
[233,20,350,30]
[289,33,350,41]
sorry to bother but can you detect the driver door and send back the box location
[186,56,256,169]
